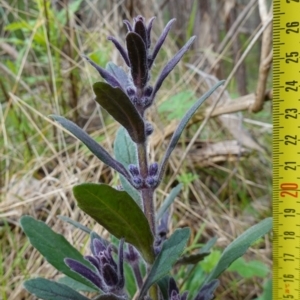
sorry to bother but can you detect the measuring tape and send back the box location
[273,0,300,299]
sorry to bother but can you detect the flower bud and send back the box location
[145,122,154,136]
[128,164,140,176]
[149,162,158,176]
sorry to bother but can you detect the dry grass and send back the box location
[0,1,272,299]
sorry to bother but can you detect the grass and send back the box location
[0,1,272,299]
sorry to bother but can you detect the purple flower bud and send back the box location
[145,176,157,188]
[126,86,136,97]
[144,86,153,97]
[145,122,154,136]
[128,164,140,176]
[168,278,189,300]
[141,97,152,109]
[132,176,143,188]
[149,162,158,176]
[124,245,140,265]
[93,238,106,255]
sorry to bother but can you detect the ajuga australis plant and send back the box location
[21,15,272,300]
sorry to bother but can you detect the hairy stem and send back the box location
[137,143,156,236]
[132,263,143,289]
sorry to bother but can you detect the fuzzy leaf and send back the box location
[107,37,130,67]
[138,228,190,299]
[84,56,122,88]
[50,115,130,179]
[106,62,130,91]
[126,32,148,88]
[156,183,182,221]
[93,82,146,143]
[58,215,91,234]
[149,19,176,68]
[73,183,155,264]
[24,278,90,300]
[57,276,97,292]
[20,216,96,289]
[114,127,142,206]
[157,276,170,300]
[205,218,272,284]
[134,19,148,47]
[158,81,224,181]
[152,36,196,99]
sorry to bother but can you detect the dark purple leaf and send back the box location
[85,256,101,271]
[194,280,219,300]
[168,278,179,297]
[50,115,131,179]
[126,32,148,89]
[65,258,105,291]
[146,17,156,49]
[134,19,148,47]
[152,36,195,99]
[93,82,146,143]
[149,18,176,68]
[107,37,130,67]
[123,20,132,32]
[93,238,107,255]
[102,264,118,287]
[157,81,225,182]
[84,56,122,88]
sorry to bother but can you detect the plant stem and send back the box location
[137,143,156,236]
[132,263,143,289]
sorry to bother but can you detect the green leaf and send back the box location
[93,82,146,143]
[158,91,196,120]
[156,184,182,221]
[157,276,170,300]
[138,228,190,299]
[158,80,225,181]
[114,127,142,206]
[126,32,148,88]
[24,278,89,300]
[255,279,272,300]
[57,276,97,292]
[50,115,130,179]
[200,237,218,253]
[58,216,91,234]
[227,257,269,278]
[20,216,96,290]
[205,217,272,283]
[73,183,154,264]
